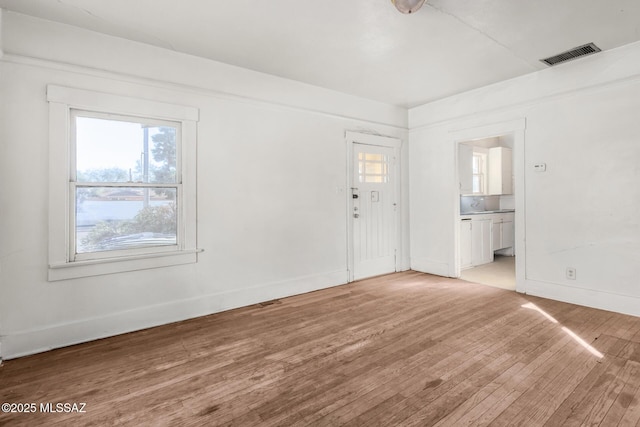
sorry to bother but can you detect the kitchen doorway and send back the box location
[453,119,526,292]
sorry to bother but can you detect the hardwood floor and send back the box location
[1,271,640,426]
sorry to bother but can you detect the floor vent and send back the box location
[540,43,601,67]
[258,299,280,307]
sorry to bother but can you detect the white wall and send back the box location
[409,40,640,317]
[0,12,409,359]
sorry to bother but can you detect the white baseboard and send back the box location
[0,269,349,360]
[410,257,450,277]
[523,279,640,318]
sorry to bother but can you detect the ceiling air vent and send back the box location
[540,43,601,67]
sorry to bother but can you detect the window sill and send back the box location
[48,248,203,281]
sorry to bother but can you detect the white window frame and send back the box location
[472,152,487,195]
[47,85,200,281]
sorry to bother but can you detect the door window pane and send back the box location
[358,152,390,183]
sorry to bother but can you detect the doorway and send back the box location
[346,132,400,282]
[452,119,526,293]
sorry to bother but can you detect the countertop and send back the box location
[460,209,515,215]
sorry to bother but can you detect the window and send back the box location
[72,112,180,258]
[472,152,487,194]
[47,86,199,280]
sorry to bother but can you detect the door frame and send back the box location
[345,131,402,283]
[450,119,527,293]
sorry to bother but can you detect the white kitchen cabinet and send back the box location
[471,218,493,266]
[462,213,514,270]
[460,219,472,269]
[458,144,473,195]
[492,219,502,251]
[491,213,515,253]
[502,220,514,250]
[488,147,513,195]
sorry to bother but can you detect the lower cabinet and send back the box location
[461,212,515,270]
[471,218,493,266]
[460,219,472,269]
[502,221,514,249]
[460,217,493,269]
[492,213,515,252]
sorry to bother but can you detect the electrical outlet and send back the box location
[566,267,576,280]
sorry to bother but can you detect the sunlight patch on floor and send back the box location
[522,302,603,359]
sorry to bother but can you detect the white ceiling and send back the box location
[2,0,640,108]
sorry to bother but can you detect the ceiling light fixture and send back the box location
[391,0,426,14]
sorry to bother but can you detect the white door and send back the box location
[351,142,397,280]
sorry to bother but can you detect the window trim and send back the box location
[47,85,200,281]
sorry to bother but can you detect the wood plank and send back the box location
[616,378,640,426]
[599,360,640,426]
[544,356,627,427]
[543,350,619,426]
[490,332,630,426]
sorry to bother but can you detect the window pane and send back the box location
[472,175,481,193]
[76,187,177,253]
[75,116,177,184]
[472,155,480,174]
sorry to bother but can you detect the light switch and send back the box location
[534,163,547,172]
[371,191,380,202]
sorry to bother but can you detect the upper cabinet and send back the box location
[488,147,513,195]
